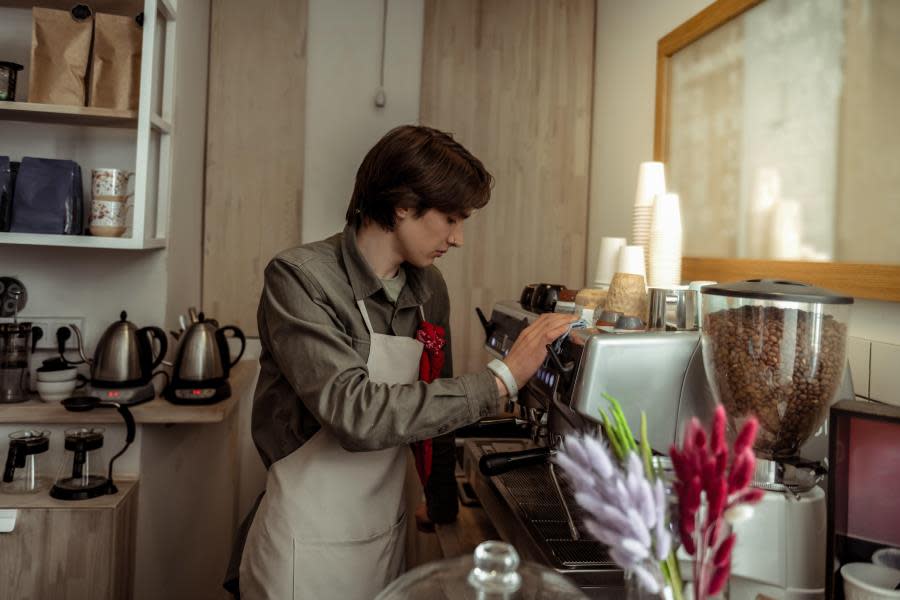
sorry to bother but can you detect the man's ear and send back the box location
[395,206,411,221]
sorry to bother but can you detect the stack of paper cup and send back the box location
[592,237,627,288]
[647,192,683,288]
[616,245,647,281]
[632,162,666,271]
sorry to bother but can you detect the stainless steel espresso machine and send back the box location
[469,280,855,599]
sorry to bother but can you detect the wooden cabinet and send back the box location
[0,479,138,600]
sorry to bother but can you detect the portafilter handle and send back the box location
[478,447,552,477]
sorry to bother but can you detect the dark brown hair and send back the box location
[345,125,493,230]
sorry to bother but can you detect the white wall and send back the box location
[588,0,900,356]
[302,0,424,243]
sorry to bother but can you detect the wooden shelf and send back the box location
[0,1,144,18]
[0,361,256,425]
[0,101,137,128]
[0,232,166,250]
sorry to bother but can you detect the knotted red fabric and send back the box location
[412,320,446,487]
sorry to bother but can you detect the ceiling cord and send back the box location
[374,0,388,107]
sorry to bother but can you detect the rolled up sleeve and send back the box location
[261,258,498,452]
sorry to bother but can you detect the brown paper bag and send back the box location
[89,13,143,110]
[28,7,94,106]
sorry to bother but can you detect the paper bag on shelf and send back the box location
[89,13,143,111]
[28,7,93,106]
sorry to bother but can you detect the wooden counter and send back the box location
[0,479,137,509]
[0,361,257,424]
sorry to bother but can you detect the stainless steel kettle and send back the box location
[72,311,168,387]
[171,313,245,384]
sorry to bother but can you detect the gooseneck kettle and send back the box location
[71,311,168,387]
[165,313,245,404]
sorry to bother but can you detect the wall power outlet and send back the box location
[27,318,85,351]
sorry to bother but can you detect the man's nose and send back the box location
[449,222,464,247]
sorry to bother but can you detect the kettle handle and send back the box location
[140,326,169,371]
[216,325,246,370]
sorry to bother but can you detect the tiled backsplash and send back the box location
[848,336,900,407]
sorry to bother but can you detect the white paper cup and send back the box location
[593,237,627,287]
[617,245,647,279]
[634,162,666,207]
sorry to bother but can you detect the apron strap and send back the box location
[356,299,376,335]
[356,298,426,335]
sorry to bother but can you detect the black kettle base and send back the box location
[165,381,231,405]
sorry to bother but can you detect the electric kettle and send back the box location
[165,313,245,404]
[71,310,168,387]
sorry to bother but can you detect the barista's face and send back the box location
[394,207,467,268]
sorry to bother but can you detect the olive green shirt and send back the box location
[251,224,500,468]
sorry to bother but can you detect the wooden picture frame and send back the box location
[653,0,900,302]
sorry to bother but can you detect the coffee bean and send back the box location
[703,305,847,458]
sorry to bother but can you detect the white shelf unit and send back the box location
[0,0,177,250]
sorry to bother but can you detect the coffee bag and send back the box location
[28,7,93,106]
[89,13,143,110]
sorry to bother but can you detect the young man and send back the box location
[228,125,574,599]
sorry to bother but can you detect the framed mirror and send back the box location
[654,0,900,302]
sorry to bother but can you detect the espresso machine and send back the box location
[564,280,854,600]
[470,299,626,598]
[474,280,854,600]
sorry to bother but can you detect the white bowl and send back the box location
[35,379,77,401]
[842,562,900,600]
[36,367,78,383]
[874,549,900,571]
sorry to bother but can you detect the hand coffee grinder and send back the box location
[49,396,136,500]
[699,280,854,600]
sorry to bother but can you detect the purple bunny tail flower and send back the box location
[581,433,615,479]
[630,561,663,595]
[553,451,594,489]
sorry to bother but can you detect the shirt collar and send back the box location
[340,224,433,307]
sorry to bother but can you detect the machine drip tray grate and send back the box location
[495,463,615,568]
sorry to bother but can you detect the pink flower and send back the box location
[669,405,763,600]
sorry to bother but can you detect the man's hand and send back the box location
[502,313,578,389]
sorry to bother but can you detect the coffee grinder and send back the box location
[49,396,136,500]
[699,280,854,600]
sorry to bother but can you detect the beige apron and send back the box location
[240,299,424,600]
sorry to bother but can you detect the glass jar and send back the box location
[700,279,852,459]
[376,540,587,600]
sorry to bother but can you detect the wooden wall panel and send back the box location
[421,0,596,374]
[203,0,307,335]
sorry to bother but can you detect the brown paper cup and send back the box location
[605,273,648,320]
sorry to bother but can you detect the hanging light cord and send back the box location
[375,0,388,107]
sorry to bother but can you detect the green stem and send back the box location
[640,412,654,480]
[664,551,684,600]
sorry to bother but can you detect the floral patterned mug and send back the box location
[91,168,134,199]
[89,198,131,237]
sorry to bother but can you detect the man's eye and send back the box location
[447,217,457,225]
